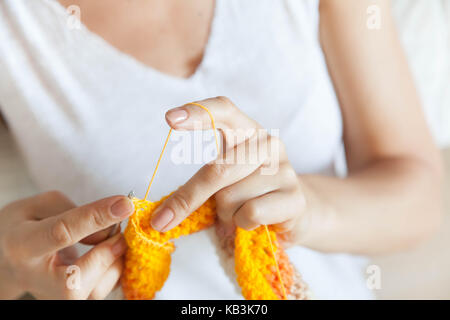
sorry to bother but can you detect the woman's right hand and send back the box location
[0,191,134,299]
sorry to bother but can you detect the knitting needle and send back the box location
[107,191,135,238]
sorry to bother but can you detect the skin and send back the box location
[0,192,134,299]
[58,0,215,78]
[0,0,444,299]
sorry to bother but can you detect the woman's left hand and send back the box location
[150,96,311,246]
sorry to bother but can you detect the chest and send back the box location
[57,0,215,78]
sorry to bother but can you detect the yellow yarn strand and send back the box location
[264,225,287,300]
[144,128,173,200]
[141,102,286,299]
[144,102,219,200]
[187,102,221,153]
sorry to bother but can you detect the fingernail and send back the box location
[166,108,188,124]
[151,208,174,231]
[112,236,127,256]
[111,198,134,218]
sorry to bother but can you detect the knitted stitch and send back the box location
[235,226,294,300]
[122,196,310,300]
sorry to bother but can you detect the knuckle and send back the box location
[99,251,112,270]
[279,164,298,184]
[50,218,73,247]
[170,191,191,213]
[216,96,236,113]
[43,190,65,202]
[90,251,110,271]
[215,188,234,206]
[90,206,109,229]
[205,162,229,182]
[243,201,260,223]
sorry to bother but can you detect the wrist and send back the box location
[295,175,339,250]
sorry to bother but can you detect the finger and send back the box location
[215,162,297,227]
[88,257,124,300]
[165,96,263,148]
[14,191,76,220]
[233,189,305,230]
[80,224,121,245]
[215,167,283,228]
[31,191,76,220]
[56,246,79,266]
[58,233,127,298]
[151,137,270,232]
[19,196,133,256]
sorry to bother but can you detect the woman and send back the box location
[0,0,443,299]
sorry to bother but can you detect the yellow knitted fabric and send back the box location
[122,196,293,300]
[235,226,294,300]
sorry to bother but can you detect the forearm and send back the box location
[298,157,443,255]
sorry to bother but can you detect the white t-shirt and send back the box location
[0,0,373,299]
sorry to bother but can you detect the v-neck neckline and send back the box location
[49,0,221,84]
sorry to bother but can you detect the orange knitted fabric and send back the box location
[234,226,295,300]
[122,195,309,300]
